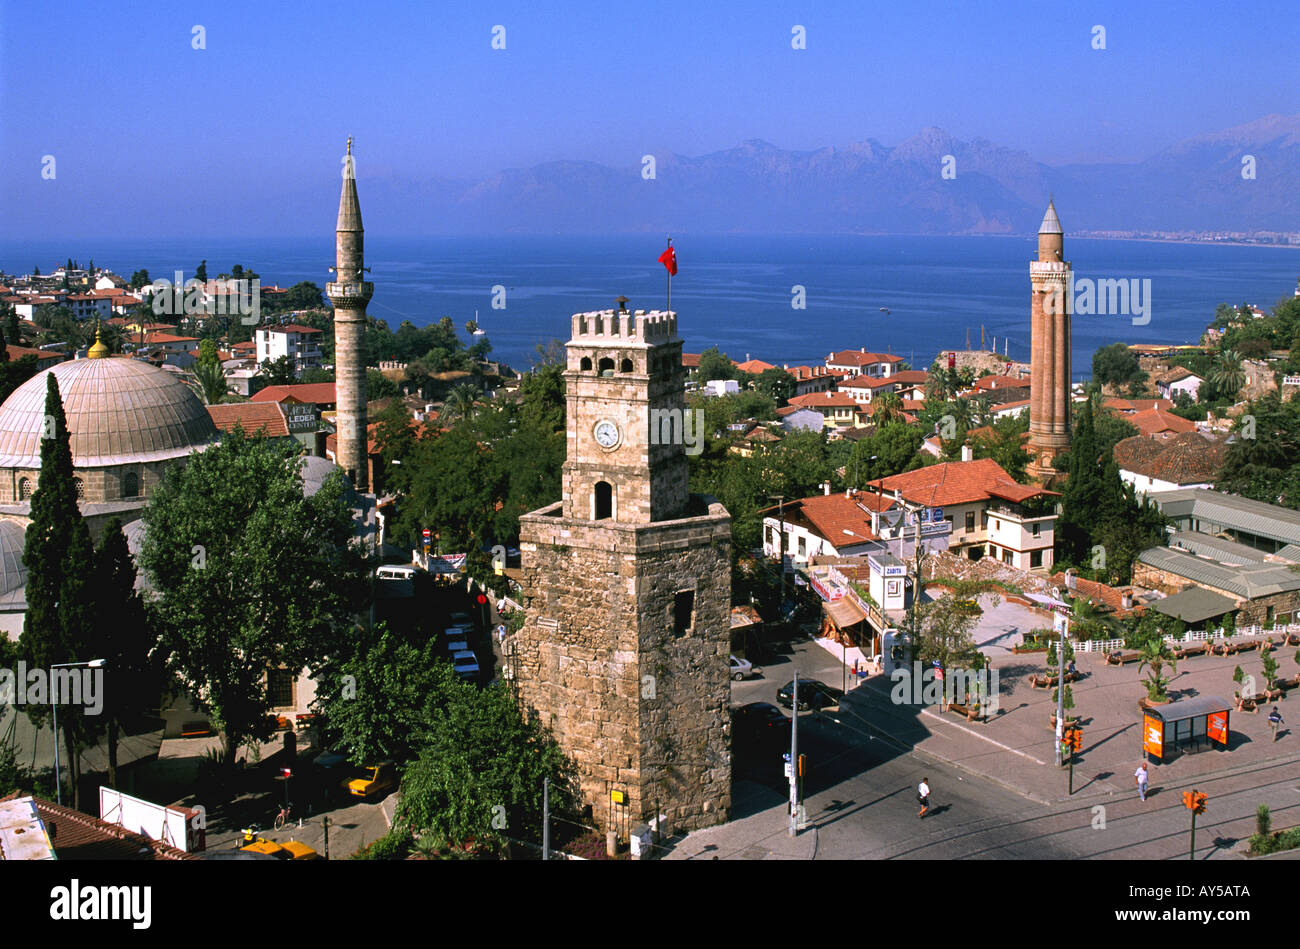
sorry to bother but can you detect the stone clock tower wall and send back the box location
[515,301,732,834]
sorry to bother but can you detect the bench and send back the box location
[946,701,984,723]
[1234,692,1258,713]
[1210,642,1243,656]
[180,721,211,738]
[1029,671,1080,688]
[1106,651,1142,665]
[1277,674,1300,693]
[1173,642,1212,659]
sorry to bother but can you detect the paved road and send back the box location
[717,637,1300,860]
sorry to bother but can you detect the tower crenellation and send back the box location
[515,295,732,836]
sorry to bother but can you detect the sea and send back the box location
[3,235,1296,380]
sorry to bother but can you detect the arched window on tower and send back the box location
[580,356,593,372]
[620,358,633,373]
[122,472,139,498]
[17,477,30,501]
[598,358,615,377]
[594,481,613,520]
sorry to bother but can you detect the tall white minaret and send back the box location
[325,137,372,491]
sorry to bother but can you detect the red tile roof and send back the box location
[681,353,701,368]
[260,324,322,335]
[840,375,897,390]
[251,382,337,405]
[764,492,884,546]
[1127,406,1197,437]
[1102,397,1173,414]
[4,344,63,362]
[0,792,195,861]
[889,370,930,386]
[826,350,904,367]
[735,358,776,374]
[1113,431,1228,484]
[788,391,858,409]
[207,402,290,437]
[974,374,1026,391]
[867,458,1057,507]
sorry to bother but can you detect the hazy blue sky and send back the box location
[2,0,1296,237]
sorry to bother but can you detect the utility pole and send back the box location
[542,776,550,861]
[788,670,799,837]
[1055,611,1069,766]
[322,814,330,859]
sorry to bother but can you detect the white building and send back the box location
[256,324,324,373]
[1156,367,1203,402]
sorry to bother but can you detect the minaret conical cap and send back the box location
[1038,198,1063,235]
[337,139,363,233]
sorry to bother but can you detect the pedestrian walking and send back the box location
[1135,762,1149,802]
[917,777,930,818]
[1269,705,1284,742]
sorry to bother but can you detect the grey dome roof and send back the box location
[0,357,217,468]
[0,519,28,608]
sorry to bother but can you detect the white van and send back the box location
[375,565,419,581]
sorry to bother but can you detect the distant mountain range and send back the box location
[355,113,1300,236]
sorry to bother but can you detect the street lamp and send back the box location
[50,658,107,806]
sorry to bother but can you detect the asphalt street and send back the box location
[727,638,1299,860]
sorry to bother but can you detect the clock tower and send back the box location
[514,297,733,836]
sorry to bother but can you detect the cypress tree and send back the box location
[1058,398,1103,564]
[19,373,100,808]
[92,518,157,790]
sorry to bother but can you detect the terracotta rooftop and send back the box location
[840,375,898,390]
[207,402,290,437]
[826,349,904,367]
[761,491,885,546]
[974,374,1026,391]
[1114,431,1228,484]
[1049,572,1146,618]
[867,458,1057,507]
[681,353,701,368]
[251,382,337,405]
[788,391,858,409]
[1103,397,1174,414]
[735,358,776,374]
[1127,406,1197,437]
[889,370,930,386]
[0,792,195,861]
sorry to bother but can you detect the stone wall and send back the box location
[515,497,732,833]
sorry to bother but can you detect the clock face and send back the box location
[593,419,621,450]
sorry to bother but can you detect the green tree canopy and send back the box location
[139,431,367,768]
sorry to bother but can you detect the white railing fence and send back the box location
[1075,622,1300,653]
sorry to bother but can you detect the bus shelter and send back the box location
[1142,695,1230,763]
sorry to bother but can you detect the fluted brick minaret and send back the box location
[1026,199,1071,485]
[325,137,373,491]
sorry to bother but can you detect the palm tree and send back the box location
[1210,349,1246,401]
[440,383,480,425]
[873,391,903,424]
[1138,636,1179,702]
[193,359,228,405]
[1068,595,1124,642]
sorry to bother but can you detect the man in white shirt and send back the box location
[1135,762,1149,801]
[917,778,931,818]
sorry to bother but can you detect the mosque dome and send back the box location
[0,356,217,469]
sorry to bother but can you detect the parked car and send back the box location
[732,702,791,747]
[345,760,399,800]
[444,630,470,654]
[452,650,481,680]
[729,655,756,681]
[449,610,474,627]
[776,678,842,711]
[237,828,319,860]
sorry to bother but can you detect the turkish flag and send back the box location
[658,245,677,276]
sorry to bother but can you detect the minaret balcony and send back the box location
[326,281,374,307]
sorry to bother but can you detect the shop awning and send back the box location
[825,598,866,629]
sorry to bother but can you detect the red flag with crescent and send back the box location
[658,244,677,276]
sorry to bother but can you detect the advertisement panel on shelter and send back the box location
[1143,714,1164,759]
[1207,711,1228,745]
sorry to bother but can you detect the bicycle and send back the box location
[274,803,294,831]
